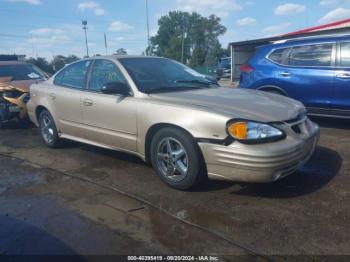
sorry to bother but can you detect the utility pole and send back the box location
[104,33,108,55]
[181,32,186,64]
[145,0,150,55]
[181,13,186,64]
[82,20,89,57]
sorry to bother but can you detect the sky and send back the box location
[0,0,350,60]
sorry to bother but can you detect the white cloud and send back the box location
[237,17,256,26]
[29,27,70,47]
[78,1,98,9]
[275,3,306,16]
[95,8,105,16]
[176,0,242,17]
[262,22,292,34]
[320,0,337,5]
[78,1,105,16]
[108,21,134,32]
[6,0,41,5]
[319,7,350,23]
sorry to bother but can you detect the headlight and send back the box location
[227,120,285,143]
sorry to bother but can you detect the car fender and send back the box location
[136,100,229,156]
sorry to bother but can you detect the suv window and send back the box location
[89,59,127,92]
[288,44,333,67]
[54,60,91,89]
[268,48,290,64]
[340,42,350,67]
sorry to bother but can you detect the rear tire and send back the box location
[38,110,63,148]
[150,127,207,190]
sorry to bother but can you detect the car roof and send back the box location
[0,61,27,66]
[260,34,350,50]
[81,55,165,61]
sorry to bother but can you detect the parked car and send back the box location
[28,56,319,190]
[239,35,350,118]
[0,60,47,127]
[215,57,231,80]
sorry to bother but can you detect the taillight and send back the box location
[240,64,254,73]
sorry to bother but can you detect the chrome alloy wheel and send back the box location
[41,114,54,144]
[156,137,189,182]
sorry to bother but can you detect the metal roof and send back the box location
[282,18,350,36]
[229,18,350,47]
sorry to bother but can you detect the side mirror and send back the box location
[101,81,131,96]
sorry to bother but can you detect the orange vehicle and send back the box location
[0,59,47,127]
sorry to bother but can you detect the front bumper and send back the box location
[0,92,30,123]
[199,118,320,183]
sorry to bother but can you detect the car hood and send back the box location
[0,80,37,92]
[149,87,305,122]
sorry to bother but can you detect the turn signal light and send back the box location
[228,122,247,140]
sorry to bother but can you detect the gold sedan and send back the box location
[28,56,319,190]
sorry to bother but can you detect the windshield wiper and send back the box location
[145,85,202,94]
[174,79,212,86]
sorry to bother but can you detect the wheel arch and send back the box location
[257,85,288,96]
[144,123,196,163]
[35,105,49,121]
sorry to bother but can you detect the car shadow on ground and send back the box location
[229,146,342,198]
[73,141,341,198]
[310,116,350,130]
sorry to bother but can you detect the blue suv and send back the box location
[239,35,350,118]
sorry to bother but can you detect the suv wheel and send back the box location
[38,110,62,148]
[150,127,206,190]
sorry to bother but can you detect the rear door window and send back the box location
[268,48,290,64]
[54,60,91,89]
[339,42,350,67]
[288,44,333,67]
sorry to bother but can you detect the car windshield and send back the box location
[0,63,47,81]
[118,57,216,94]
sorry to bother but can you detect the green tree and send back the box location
[65,55,79,64]
[150,11,226,68]
[51,55,79,72]
[115,48,127,55]
[26,57,53,74]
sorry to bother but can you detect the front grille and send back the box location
[291,124,302,134]
[284,113,306,124]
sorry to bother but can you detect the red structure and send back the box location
[283,18,350,37]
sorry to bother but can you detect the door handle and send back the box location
[336,73,350,79]
[83,99,93,106]
[280,72,290,77]
[49,93,56,100]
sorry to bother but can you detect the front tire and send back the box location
[38,110,62,148]
[150,127,206,190]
